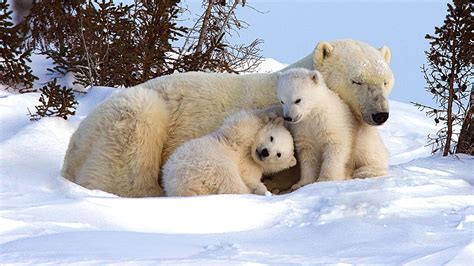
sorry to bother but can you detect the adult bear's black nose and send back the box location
[372,112,389,125]
[261,148,269,158]
[284,116,293,122]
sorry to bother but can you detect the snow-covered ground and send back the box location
[1,59,473,265]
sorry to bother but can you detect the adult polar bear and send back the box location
[62,39,394,197]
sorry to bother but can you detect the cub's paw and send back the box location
[252,184,270,196]
[270,188,280,195]
[291,181,311,191]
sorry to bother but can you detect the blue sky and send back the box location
[185,0,450,105]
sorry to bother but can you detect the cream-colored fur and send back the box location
[277,69,355,190]
[62,39,393,197]
[162,110,296,196]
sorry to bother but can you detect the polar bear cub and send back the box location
[162,110,297,197]
[277,68,355,190]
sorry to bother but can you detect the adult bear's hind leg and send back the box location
[73,87,170,197]
[118,87,170,197]
[62,131,81,182]
[62,103,107,183]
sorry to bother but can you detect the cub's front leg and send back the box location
[242,169,269,195]
[318,142,350,181]
[291,147,319,190]
[250,181,271,196]
[242,176,270,196]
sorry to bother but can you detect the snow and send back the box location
[255,58,287,73]
[1,59,473,264]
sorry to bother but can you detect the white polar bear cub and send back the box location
[162,110,297,197]
[277,68,356,190]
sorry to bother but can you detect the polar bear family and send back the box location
[62,39,394,197]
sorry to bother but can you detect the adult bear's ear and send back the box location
[313,41,334,69]
[379,45,391,64]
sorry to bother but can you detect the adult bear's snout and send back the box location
[261,148,269,158]
[284,116,293,122]
[372,112,389,125]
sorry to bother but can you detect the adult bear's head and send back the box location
[313,39,394,126]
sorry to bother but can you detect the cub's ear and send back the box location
[379,45,391,64]
[289,155,297,167]
[263,112,279,124]
[273,116,285,126]
[260,113,272,124]
[311,71,320,84]
[255,109,275,123]
[313,41,334,69]
[268,112,279,119]
[258,106,283,119]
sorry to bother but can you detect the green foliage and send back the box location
[0,0,37,92]
[412,0,473,155]
[30,79,78,120]
[24,0,188,88]
[24,0,262,89]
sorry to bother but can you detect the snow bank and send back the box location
[255,58,288,73]
[1,77,473,264]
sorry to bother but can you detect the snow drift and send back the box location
[0,59,473,264]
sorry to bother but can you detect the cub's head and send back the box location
[277,68,324,123]
[313,39,394,126]
[251,117,297,174]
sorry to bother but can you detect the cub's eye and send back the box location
[294,99,301,104]
[280,100,284,104]
[277,152,281,158]
[352,80,363,85]
[384,81,388,86]
[270,136,274,142]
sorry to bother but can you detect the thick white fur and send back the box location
[277,69,355,190]
[162,110,296,196]
[313,41,392,179]
[62,87,168,197]
[268,40,393,191]
[62,39,393,197]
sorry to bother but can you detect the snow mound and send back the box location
[1,81,473,264]
[255,58,288,73]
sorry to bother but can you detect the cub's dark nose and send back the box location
[261,148,269,158]
[284,116,293,122]
[372,112,389,125]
